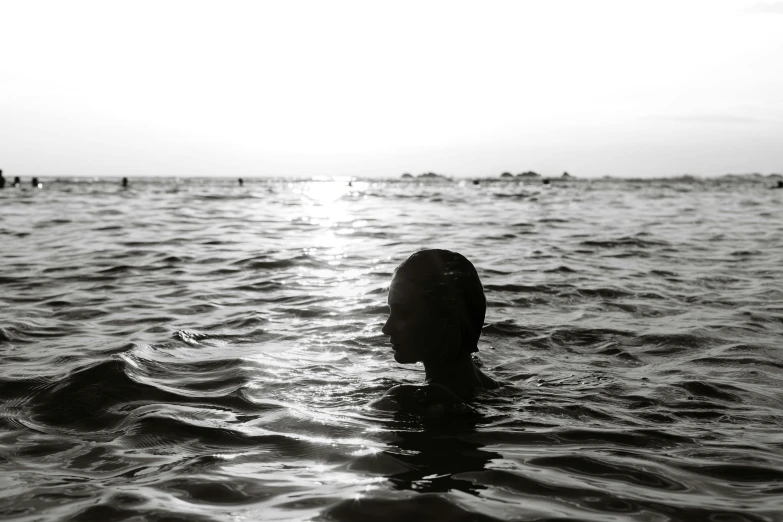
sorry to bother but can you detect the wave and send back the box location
[580,236,670,248]
[2,177,782,521]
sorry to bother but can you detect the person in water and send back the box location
[375,249,498,413]
[13,176,21,188]
[0,170,5,189]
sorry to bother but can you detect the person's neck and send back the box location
[423,354,480,396]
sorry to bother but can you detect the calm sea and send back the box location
[1,176,782,521]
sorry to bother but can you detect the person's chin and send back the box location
[393,350,416,364]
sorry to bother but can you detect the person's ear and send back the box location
[440,314,459,344]
[438,315,463,363]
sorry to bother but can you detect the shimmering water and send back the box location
[1,176,783,521]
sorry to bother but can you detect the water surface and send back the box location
[1,176,782,521]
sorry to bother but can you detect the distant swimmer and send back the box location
[238,178,244,186]
[543,179,550,185]
[122,177,128,188]
[372,249,499,415]
[13,176,21,188]
[32,177,41,188]
[773,181,783,189]
[0,170,5,189]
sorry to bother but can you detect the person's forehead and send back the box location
[388,275,427,304]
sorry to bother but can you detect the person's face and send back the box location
[382,274,442,364]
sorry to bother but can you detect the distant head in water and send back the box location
[381,249,497,401]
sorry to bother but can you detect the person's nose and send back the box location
[381,317,392,336]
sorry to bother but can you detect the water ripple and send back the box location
[1,177,782,520]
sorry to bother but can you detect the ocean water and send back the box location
[1,176,783,521]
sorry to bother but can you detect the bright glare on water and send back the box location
[1,176,782,521]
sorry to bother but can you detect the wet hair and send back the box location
[394,249,485,355]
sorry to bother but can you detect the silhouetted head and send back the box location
[32,177,39,187]
[122,177,128,187]
[778,181,783,188]
[382,249,485,365]
[238,178,244,186]
[13,176,20,185]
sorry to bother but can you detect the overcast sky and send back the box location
[1,0,781,178]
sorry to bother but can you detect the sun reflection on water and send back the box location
[296,180,352,224]
[287,179,380,317]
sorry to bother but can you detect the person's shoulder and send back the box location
[387,384,432,404]
[368,384,422,410]
[370,383,462,413]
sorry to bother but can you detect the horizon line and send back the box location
[7,172,782,181]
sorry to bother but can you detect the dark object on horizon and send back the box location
[517,171,540,178]
[32,177,41,188]
[500,172,513,178]
[0,169,4,189]
[122,177,128,188]
[773,181,783,189]
[238,178,244,186]
[401,173,413,178]
[13,176,21,187]
[472,180,480,185]
[418,172,445,179]
[348,181,352,187]
[562,171,572,178]
[543,179,550,185]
